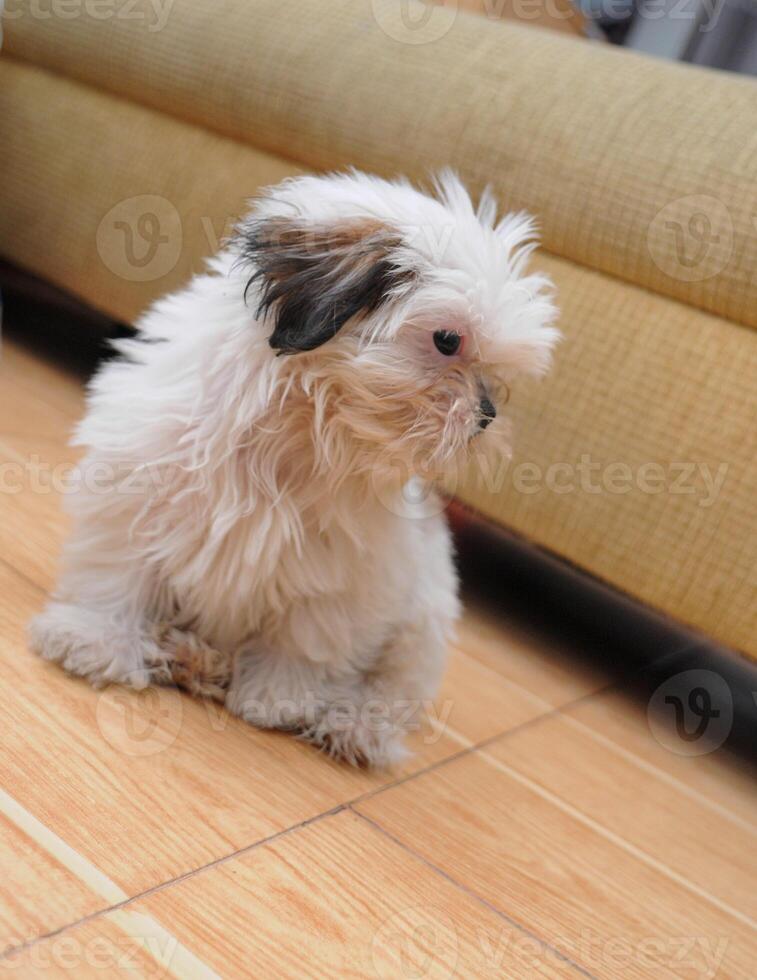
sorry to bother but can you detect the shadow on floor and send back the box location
[451,506,757,764]
[1,262,134,380]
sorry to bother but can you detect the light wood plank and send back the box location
[0,340,84,426]
[456,601,611,706]
[356,753,757,977]
[2,917,168,977]
[9,811,581,977]
[560,689,757,828]
[0,806,105,957]
[1,911,214,977]
[436,641,557,744]
[0,342,82,589]
[485,707,757,917]
[134,810,581,977]
[0,459,71,592]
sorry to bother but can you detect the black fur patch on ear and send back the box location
[239,217,412,353]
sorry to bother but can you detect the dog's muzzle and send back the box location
[478,397,496,429]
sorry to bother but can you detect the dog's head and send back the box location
[236,171,559,482]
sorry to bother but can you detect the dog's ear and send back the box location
[239,217,411,353]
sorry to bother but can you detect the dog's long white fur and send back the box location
[30,171,558,766]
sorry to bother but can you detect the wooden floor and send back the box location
[0,335,755,978]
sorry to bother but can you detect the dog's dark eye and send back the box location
[433,330,462,356]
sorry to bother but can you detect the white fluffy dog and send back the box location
[31,171,558,766]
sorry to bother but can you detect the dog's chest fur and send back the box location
[163,479,456,667]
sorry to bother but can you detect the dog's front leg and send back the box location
[224,642,403,767]
[224,612,451,768]
[359,613,453,744]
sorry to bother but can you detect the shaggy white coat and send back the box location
[30,171,559,766]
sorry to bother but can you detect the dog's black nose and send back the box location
[479,397,496,429]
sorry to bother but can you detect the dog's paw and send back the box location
[298,718,410,769]
[29,603,153,689]
[152,625,232,701]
